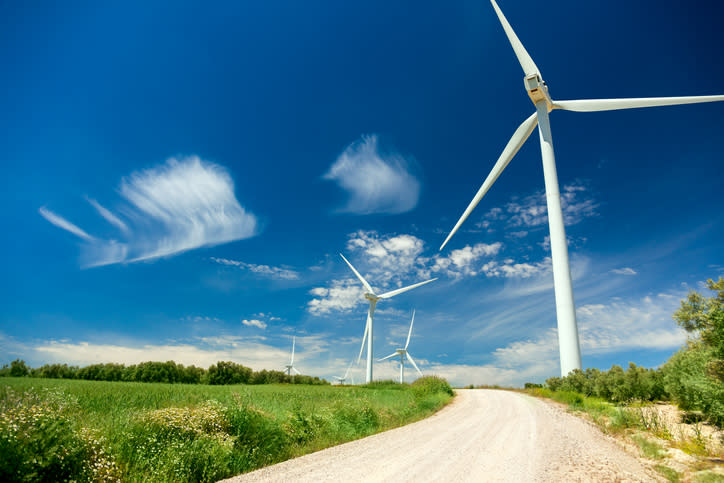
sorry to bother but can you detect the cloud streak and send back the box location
[211,257,299,280]
[40,156,259,267]
[38,207,95,241]
[324,135,420,215]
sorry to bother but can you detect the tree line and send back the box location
[0,359,329,386]
[534,277,724,427]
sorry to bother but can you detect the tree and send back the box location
[674,277,724,380]
[9,359,29,377]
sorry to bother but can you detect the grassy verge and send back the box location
[1,376,453,482]
[524,387,724,482]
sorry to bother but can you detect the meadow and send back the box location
[0,376,453,482]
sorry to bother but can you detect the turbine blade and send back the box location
[553,95,724,112]
[407,353,423,376]
[378,278,437,299]
[440,112,538,250]
[357,309,371,364]
[405,310,415,350]
[344,363,352,379]
[290,336,295,365]
[333,376,342,381]
[490,0,540,77]
[293,367,301,375]
[340,253,375,295]
[378,352,398,362]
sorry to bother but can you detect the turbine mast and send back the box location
[366,299,377,383]
[535,100,582,375]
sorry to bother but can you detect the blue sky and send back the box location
[1,0,723,386]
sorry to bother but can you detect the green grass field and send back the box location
[0,376,453,482]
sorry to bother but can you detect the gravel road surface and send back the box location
[220,389,659,482]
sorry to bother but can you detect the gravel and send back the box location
[219,389,661,482]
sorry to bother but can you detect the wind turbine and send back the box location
[284,336,300,376]
[440,0,724,377]
[378,310,423,384]
[340,253,436,383]
[333,362,354,385]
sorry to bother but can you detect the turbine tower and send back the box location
[440,0,724,376]
[340,253,436,383]
[378,310,423,383]
[284,336,300,376]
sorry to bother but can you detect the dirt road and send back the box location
[221,389,659,482]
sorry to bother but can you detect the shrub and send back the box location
[662,342,724,427]
[0,387,115,482]
[410,376,454,397]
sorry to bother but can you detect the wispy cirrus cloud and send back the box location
[476,180,598,231]
[38,207,95,241]
[85,196,129,233]
[610,267,637,275]
[39,156,258,267]
[489,290,687,378]
[324,135,420,215]
[211,257,299,280]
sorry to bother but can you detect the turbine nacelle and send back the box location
[524,74,553,111]
[364,293,379,302]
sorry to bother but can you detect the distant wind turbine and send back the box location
[440,0,724,377]
[340,253,436,383]
[334,362,354,385]
[378,310,423,384]
[284,336,301,376]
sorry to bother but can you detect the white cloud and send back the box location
[323,135,420,215]
[211,257,299,280]
[487,290,687,380]
[38,207,95,241]
[307,279,365,315]
[40,156,258,267]
[477,180,598,231]
[610,267,637,275]
[481,257,551,279]
[242,319,267,330]
[85,196,129,233]
[429,243,503,278]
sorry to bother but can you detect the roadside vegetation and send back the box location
[522,277,724,482]
[0,375,453,482]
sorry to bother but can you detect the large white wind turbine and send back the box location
[440,0,724,377]
[340,253,436,383]
[284,336,301,376]
[378,310,423,384]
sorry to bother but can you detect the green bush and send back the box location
[411,376,454,397]
[662,343,724,427]
[0,388,116,482]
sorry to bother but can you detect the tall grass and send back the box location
[1,376,453,482]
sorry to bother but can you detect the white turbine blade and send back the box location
[378,278,437,299]
[553,95,724,112]
[440,112,538,250]
[290,336,295,365]
[404,310,416,350]
[340,253,375,295]
[344,362,352,379]
[378,352,399,362]
[293,367,301,375]
[357,308,371,364]
[406,352,423,376]
[490,0,540,77]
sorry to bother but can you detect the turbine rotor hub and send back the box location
[364,293,378,302]
[524,74,553,111]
